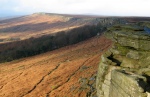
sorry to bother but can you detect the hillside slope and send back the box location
[0,13,150,44]
[0,35,112,97]
[0,13,128,63]
[0,13,99,43]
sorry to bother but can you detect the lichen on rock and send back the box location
[96,23,150,97]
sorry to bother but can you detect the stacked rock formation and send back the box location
[96,23,150,97]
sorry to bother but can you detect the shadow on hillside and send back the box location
[0,22,65,33]
[0,17,93,33]
[0,24,105,63]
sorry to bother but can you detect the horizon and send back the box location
[1,0,150,17]
[1,12,150,18]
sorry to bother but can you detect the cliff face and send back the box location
[96,23,150,97]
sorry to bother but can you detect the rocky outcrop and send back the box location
[96,23,150,97]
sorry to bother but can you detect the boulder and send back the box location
[96,23,150,97]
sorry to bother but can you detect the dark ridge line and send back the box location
[46,56,98,97]
[78,56,100,97]
[11,72,23,81]
[21,39,109,96]
[0,72,23,90]
[0,85,4,90]
[21,63,61,97]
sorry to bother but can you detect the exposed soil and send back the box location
[0,35,112,97]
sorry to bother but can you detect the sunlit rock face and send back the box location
[96,23,150,97]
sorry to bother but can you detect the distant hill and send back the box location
[0,13,128,63]
[0,13,150,44]
[0,13,100,43]
[0,13,126,44]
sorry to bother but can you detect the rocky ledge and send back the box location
[96,23,150,97]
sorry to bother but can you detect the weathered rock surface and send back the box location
[96,23,150,97]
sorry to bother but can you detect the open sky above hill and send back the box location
[0,0,150,17]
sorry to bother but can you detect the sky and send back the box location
[0,0,150,17]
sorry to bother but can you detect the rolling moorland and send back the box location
[0,13,102,43]
[0,35,112,97]
[0,13,126,63]
[0,13,150,97]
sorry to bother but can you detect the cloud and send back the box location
[1,0,150,16]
